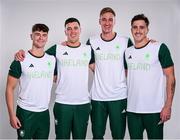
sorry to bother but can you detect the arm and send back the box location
[123,52,128,77]
[53,76,57,83]
[89,43,95,72]
[5,75,21,129]
[61,41,67,46]
[89,63,95,72]
[160,66,176,122]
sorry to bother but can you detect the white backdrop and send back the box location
[0,0,179,139]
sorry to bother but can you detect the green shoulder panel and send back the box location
[127,38,133,48]
[86,39,91,45]
[123,52,128,70]
[8,60,22,78]
[159,43,174,68]
[86,39,95,64]
[89,47,95,64]
[46,44,57,56]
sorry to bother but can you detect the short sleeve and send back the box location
[46,44,57,56]
[8,60,22,78]
[158,43,174,68]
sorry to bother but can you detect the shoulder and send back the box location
[45,53,56,59]
[81,43,91,48]
[158,42,171,54]
[80,43,92,52]
[125,45,134,53]
[115,34,131,42]
[88,35,100,42]
[117,34,128,40]
[10,60,21,67]
[148,41,166,52]
[48,43,67,50]
[149,41,162,47]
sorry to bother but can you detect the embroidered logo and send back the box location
[47,61,52,68]
[63,52,68,55]
[121,109,126,113]
[29,64,34,67]
[144,53,151,61]
[54,119,58,125]
[115,45,120,49]
[128,55,132,59]
[83,52,87,57]
[96,47,100,50]
[19,130,25,137]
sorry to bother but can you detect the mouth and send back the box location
[104,25,111,29]
[70,34,77,38]
[135,33,142,37]
[37,40,45,44]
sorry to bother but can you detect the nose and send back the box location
[71,29,76,33]
[136,27,141,33]
[39,35,44,40]
[105,20,110,25]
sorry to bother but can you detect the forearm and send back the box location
[5,76,18,118]
[53,75,57,83]
[6,88,15,118]
[89,63,95,72]
[164,73,176,108]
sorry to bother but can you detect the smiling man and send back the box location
[124,14,176,139]
[46,17,94,139]
[5,23,56,139]
[87,7,133,139]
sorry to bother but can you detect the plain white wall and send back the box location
[0,0,3,138]
[0,0,179,139]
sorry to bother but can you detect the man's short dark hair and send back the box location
[64,17,80,27]
[100,7,116,17]
[131,14,149,27]
[32,23,49,33]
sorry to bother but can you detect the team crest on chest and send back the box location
[19,130,25,137]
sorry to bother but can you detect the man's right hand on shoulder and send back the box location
[61,41,67,46]
[15,50,25,61]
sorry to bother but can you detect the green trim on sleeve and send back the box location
[124,52,128,70]
[46,44,57,56]
[158,43,174,68]
[86,39,91,45]
[8,60,22,78]
[89,47,95,64]
[54,59,58,76]
[127,38,133,48]
[87,39,95,64]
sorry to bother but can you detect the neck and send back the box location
[101,32,115,41]
[135,38,149,48]
[30,47,44,57]
[66,41,80,47]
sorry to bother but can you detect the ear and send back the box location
[146,27,149,35]
[99,18,101,25]
[65,29,67,36]
[131,27,133,34]
[30,34,33,40]
[113,18,116,25]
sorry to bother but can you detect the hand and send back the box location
[160,106,171,122]
[150,39,157,43]
[61,41,67,46]
[14,50,25,61]
[10,115,21,129]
